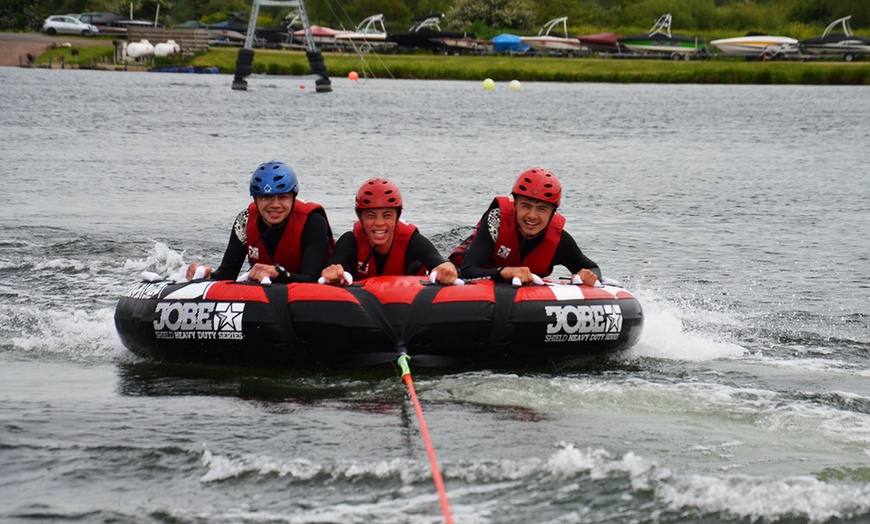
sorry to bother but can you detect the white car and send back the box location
[42,15,100,36]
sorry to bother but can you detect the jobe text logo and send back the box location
[544,304,622,342]
[153,302,245,340]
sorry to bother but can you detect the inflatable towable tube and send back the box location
[114,276,643,369]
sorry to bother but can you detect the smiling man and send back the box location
[186,161,334,283]
[450,168,600,286]
[320,178,458,285]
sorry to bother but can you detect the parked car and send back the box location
[42,15,100,36]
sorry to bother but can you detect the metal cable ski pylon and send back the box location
[232,0,332,92]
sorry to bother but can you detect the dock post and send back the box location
[232,48,255,90]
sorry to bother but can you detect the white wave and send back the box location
[430,372,870,462]
[7,305,127,361]
[200,441,653,488]
[542,442,870,522]
[742,353,870,378]
[201,448,322,482]
[491,442,870,522]
[1,256,112,275]
[623,287,746,361]
[659,472,870,522]
[32,258,87,271]
[543,443,663,488]
[199,434,870,523]
[198,446,509,523]
[200,448,429,484]
[123,240,189,282]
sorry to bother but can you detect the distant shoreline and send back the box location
[6,32,869,85]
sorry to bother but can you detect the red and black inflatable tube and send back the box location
[114,276,643,369]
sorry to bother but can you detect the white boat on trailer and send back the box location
[521,17,583,57]
[440,34,480,53]
[335,14,395,52]
[289,24,350,49]
[711,33,800,60]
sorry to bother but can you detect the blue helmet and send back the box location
[249,161,299,196]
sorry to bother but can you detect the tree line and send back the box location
[2,0,867,38]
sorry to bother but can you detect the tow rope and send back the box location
[397,353,454,524]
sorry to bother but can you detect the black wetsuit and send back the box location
[459,207,601,281]
[210,209,331,283]
[328,229,449,278]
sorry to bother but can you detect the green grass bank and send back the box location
[37,43,870,85]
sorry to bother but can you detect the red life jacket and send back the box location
[246,199,333,272]
[450,196,565,276]
[352,219,419,279]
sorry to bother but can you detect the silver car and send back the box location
[42,15,100,36]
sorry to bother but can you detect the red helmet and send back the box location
[511,168,561,207]
[355,178,403,211]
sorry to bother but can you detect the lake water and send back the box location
[1,66,868,523]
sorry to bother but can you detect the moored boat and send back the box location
[206,19,248,44]
[521,17,583,57]
[441,34,480,53]
[256,17,295,47]
[577,32,624,54]
[492,33,530,54]
[334,14,395,52]
[711,33,800,59]
[799,16,870,62]
[388,13,475,53]
[618,14,707,59]
[114,275,643,370]
[78,12,157,36]
[291,25,351,49]
[389,14,444,51]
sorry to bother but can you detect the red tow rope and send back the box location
[397,353,454,524]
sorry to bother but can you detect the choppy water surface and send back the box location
[1,67,868,523]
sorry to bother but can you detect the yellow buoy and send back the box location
[483,78,495,91]
[509,80,522,92]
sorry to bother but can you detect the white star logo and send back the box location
[213,302,245,331]
[604,305,622,333]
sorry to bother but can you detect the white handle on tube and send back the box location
[318,271,353,285]
[429,271,465,286]
[140,271,164,282]
[572,274,605,287]
[512,274,544,286]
